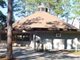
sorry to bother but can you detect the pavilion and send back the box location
[7,4,80,50]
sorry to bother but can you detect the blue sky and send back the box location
[0,6,7,15]
[0,0,75,20]
[0,0,21,21]
[0,0,7,15]
[0,6,21,21]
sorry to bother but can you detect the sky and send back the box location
[0,6,7,15]
[0,0,22,21]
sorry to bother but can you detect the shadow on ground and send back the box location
[13,49,80,60]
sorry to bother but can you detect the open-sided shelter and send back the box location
[13,4,80,50]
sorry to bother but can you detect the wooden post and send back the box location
[33,34,36,50]
[75,43,78,52]
[41,40,44,51]
[52,39,54,49]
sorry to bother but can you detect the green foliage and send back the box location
[73,10,80,16]
[0,11,6,29]
[0,23,3,29]
[0,11,6,21]
[52,0,64,15]
[13,0,70,18]
[27,0,44,4]
[0,0,6,29]
[76,0,80,2]
[22,0,64,16]
[0,0,6,8]
[72,0,80,16]
[11,0,80,21]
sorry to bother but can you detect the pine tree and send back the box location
[7,0,13,60]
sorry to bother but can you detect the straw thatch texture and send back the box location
[13,11,77,30]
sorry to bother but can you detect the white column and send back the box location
[73,38,78,51]
[67,39,72,50]
[30,34,36,49]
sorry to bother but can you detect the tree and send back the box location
[9,0,80,24]
[7,0,13,60]
[0,0,6,8]
[69,0,80,27]
[13,0,64,17]
[5,0,80,23]
[0,0,6,29]
[24,0,64,16]
[13,0,37,17]
[72,0,80,16]
[0,11,6,29]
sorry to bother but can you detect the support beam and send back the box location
[33,34,36,50]
[52,39,54,49]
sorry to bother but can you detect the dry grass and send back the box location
[0,58,20,60]
[70,51,80,55]
[67,50,80,55]
[0,57,8,60]
[0,54,19,60]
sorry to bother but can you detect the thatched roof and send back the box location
[13,11,77,31]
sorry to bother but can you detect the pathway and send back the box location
[0,47,80,60]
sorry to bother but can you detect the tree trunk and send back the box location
[7,0,13,60]
[72,19,74,25]
[71,18,75,25]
